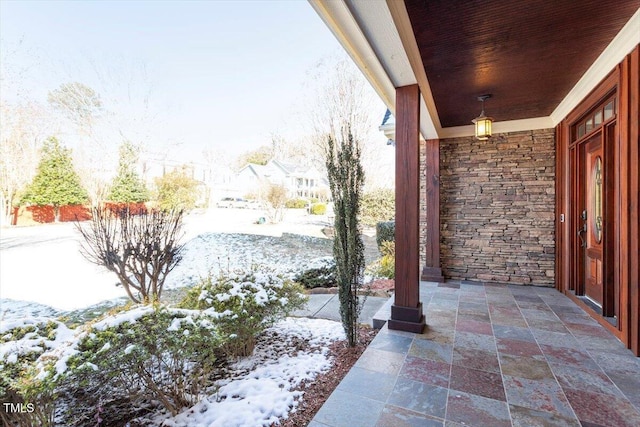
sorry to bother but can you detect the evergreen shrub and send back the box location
[285,198,307,209]
[360,188,394,226]
[63,306,221,424]
[310,203,326,215]
[179,266,307,357]
[294,257,337,289]
[366,241,395,279]
[376,221,395,249]
[0,319,71,427]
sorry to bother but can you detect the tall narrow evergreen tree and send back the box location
[108,141,149,203]
[325,127,366,347]
[22,137,88,221]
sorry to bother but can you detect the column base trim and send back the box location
[421,266,445,282]
[389,303,425,333]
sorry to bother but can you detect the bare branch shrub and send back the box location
[76,207,185,303]
[260,183,288,224]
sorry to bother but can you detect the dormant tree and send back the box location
[48,82,110,205]
[77,208,185,304]
[306,55,393,190]
[235,145,273,170]
[0,41,53,226]
[47,82,102,129]
[261,182,288,224]
[270,133,312,166]
[0,102,49,226]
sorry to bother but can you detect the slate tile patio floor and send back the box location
[311,281,640,427]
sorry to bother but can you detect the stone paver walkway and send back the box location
[294,293,389,325]
[311,281,640,427]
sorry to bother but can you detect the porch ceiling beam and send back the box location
[385,0,440,138]
[308,0,396,115]
[309,0,437,140]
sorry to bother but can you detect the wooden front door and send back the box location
[579,135,604,306]
[570,95,617,319]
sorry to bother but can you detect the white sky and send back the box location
[0,0,377,162]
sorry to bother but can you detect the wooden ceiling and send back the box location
[404,0,639,128]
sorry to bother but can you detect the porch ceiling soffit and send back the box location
[310,1,640,139]
[309,0,437,140]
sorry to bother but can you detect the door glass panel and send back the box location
[594,110,602,126]
[604,101,614,120]
[592,156,603,243]
[585,118,593,133]
[578,124,585,138]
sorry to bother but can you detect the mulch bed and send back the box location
[277,326,378,427]
[307,278,395,297]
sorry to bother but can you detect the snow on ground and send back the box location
[0,299,61,321]
[166,232,332,290]
[0,209,355,426]
[0,208,332,318]
[1,305,346,427]
[158,317,345,427]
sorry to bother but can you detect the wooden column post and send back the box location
[421,138,445,282]
[389,84,425,333]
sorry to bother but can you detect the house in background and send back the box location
[310,1,639,355]
[236,159,329,200]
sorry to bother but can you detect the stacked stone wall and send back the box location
[431,129,556,285]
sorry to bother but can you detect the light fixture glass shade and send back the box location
[473,114,493,140]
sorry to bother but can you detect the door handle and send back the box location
[577,224,586,248]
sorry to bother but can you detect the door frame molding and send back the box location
[557,70,626,341]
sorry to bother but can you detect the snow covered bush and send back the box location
[59,305,222,425]
[0,318,72,427]
[179,266,308,357]
[294,256,337,289]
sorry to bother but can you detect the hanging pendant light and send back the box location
[472,95,493,140]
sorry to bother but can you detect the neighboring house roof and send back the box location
[237,163,267,179]
[380,109,394,127]
[238,159,327,187]
[379,109,396,142]
[271,159,310,176]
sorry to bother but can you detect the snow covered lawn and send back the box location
[0,209,333,318]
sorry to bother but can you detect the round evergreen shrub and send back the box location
[285,198,307,209]
[294,257,337,289]
[0,318,67,427]
[366,241,395,279]
[61,306,222,424]
[310,203,327,215]
[179,265,307,357]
